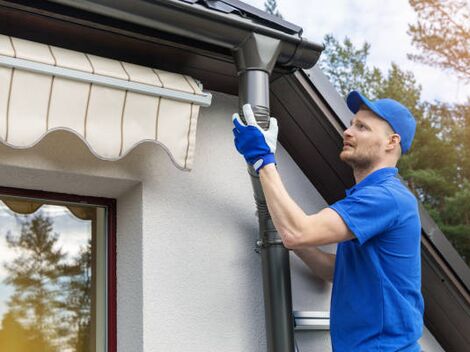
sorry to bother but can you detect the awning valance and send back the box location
[0,35,212,170]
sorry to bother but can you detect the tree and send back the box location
[3,214,67,352]
[319,34,384,99]
[264,0,283,18]
[2,211,94,351]
[59,240,92,352]
[408,0,470,82]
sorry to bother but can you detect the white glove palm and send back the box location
[232,104,278,172]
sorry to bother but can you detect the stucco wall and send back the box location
[0,91,442,352]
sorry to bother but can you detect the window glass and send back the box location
[0,196,107,352]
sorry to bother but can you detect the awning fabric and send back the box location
[0,35,212,170]
[1,199,95,221]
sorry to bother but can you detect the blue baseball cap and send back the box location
[346,91,416,154]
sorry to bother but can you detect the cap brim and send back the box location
[346,91,385,119]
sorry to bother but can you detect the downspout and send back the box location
[234,33,295,352]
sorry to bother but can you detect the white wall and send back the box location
[0,91,443,352]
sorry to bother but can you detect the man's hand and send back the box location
[232,104,278,172]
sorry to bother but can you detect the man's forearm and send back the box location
[259,164,337,281]
[258,164,309,248]
[294,247,336,282]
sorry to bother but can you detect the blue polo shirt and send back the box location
[329,167,424,351]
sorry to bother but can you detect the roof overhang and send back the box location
[45,0,323,69]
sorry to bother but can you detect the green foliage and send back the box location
[440,224,470,263]
[408,0,470,82]
[406,169,456,207]
[442,181,470,225]
[320,33,470,265]
[375,64,423,116]
[264,0,283,18]
[319,34,384,98]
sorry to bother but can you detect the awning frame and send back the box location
[0,54,212,107]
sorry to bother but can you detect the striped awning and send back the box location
[0,35,212,170]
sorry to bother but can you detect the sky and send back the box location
[246,0,469,104]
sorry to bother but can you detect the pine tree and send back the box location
[4,214,67,352]
[408,0,470,82]
[264,0,283,19]
[60,240,92,352]
[318,34,384,99]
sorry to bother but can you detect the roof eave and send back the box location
[45,0,323,70]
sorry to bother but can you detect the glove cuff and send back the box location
[253,153,276,173]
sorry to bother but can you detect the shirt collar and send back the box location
[345,167,398,196]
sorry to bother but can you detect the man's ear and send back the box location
[386,133,401,152]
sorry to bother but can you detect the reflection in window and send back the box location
[0,197,107,352]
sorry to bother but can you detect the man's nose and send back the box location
[343,126,353,138]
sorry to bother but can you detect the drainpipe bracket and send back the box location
[255,239,285,251]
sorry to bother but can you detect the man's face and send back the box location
[340,109,394,169]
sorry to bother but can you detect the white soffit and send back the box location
[0,35,212,170]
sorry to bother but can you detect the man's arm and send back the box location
[259,164,354,249]
[294,247,336,282]
[232,104,353,248]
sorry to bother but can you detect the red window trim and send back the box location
[0,185,117,352]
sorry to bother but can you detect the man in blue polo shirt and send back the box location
[232,90,424,351]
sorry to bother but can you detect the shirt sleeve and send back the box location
[329,186,399,245]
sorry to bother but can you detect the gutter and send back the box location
[46,0,323,70]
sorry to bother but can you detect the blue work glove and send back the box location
[232,104,278,173]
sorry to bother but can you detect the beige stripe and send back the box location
[45,76,55,131]
[182,75,197,94]
[45,45,57,132]
[5,68,14,142]
[119,61,131,81]
[47,45,57,66]
[84,56,94,140]
[155,96,161,140]
[8,36,16,57]
[85,53,95,74]
[84,83,92,138]
[119,62,131,153]
[152,69,164,88]
[184,103,194,169]
[119,91,128,156]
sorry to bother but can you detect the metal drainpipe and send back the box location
[234,33,295,352]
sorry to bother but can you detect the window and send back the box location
[0,187,116,352]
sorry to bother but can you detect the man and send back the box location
[232,91,424,351]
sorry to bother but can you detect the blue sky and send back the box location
[247,0,469,104]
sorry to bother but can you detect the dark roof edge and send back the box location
[46,0,324,70]
[304,66,352,128]
[181,0,303,35]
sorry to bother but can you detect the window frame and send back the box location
[0,185,117,352]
